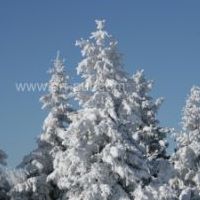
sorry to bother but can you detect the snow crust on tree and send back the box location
[10,175,53,200]
[133,182,178,200]
[10,52,73,200]
[48,20,150,200]
[132,156,177,200]
[171,86,200,199]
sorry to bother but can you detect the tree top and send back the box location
[95,19,106,30]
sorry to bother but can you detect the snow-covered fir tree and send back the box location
[122,71,175,200]
[48,20,151,200]
[0,149,7,166]
[0,148,9,200]
[127,70,174,188]
[0,150,27,200]
[10,52,73,200]
[171,86,200,200]
[131,70,168,160]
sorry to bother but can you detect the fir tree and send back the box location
[127,70,172,184]
[10,52,73,200]
[0,149,7,166]
[0,148,9,200]
[131,70,168,160]
[48,20,150,200]
[172,86,200,200]
[124,71,175,200]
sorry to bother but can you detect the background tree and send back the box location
[127,70,172,183]
[131,70,168,160]
[10,52,73,200]
[0,149,7,166]
[171,86,200,200]
[119,69,175,200]
[0,148,9,200]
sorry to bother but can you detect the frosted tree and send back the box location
[39,51,73,149]
[0,151,28,200]
[125,70,172,182]
[171,86,200,199]
[0,148,9,200]
[48,20,150,200]
[0,149,7,166]
[130,70,168,160]
[10,52,73,200]
[120,71,175,200]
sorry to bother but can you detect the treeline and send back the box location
[0,20,199,200]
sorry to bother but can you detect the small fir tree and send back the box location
[10,52,73,200]
[172,86,200,200]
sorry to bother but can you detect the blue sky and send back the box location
[0,1,200,167]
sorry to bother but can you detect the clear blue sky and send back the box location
[0,1,200,167]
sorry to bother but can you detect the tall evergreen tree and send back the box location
[172,86,200,199]
[48,20,150,200]
[10,52,73,200]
